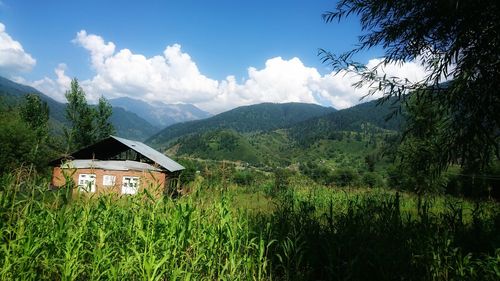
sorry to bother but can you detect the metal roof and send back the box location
[51,135,184,172]
[110,136,184,172]
[62,159,162,171]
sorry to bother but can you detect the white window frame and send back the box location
[102,175,116,187]
[78,174,96,193]
[121,176,140,195]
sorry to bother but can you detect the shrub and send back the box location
[178,159,197,184]
[274,168,293,192]
[362,172,384,188]
[332,168,359,187]
[233,170,255,186]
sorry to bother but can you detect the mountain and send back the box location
[0,76,68,131]
[109,107,159,140]
[169,130,262,164]
[288,98,404,145]
[109,97,211,128]
[0,76,158,141]
[161,99,403,169]
[146,102,337,148]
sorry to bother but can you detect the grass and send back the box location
[1,170,499,280]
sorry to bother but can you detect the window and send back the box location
[121,176,140,195]
[102,175,116,186]
[78,174,96,193]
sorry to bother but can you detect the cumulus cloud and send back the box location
[0,22,36,75]
[32,30,428,113]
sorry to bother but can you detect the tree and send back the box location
[18,94,52,171]
[64,78,115,151]
[64,79,95,151]
[396,95,448,194]
[94,95,115,141]
[322,0,500,187]
[0,110,38,174]
[19,94,49,142]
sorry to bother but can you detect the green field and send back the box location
[1,171,499,281]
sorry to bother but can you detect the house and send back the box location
[50,135,184,196]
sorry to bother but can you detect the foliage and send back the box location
[0,176,271,280]
[232,170,255,186]
[19,94,49,141]
[94,96,115,141]
[1,175,499,280]
[331,167,360,187]
[64,78,95,151]
[397,96,449,194]
[322,0,500,187]
[362,171,384,188]
[64,78,115,151]
[274,168,293,193]
[0,111,39,174]
[0,97,53,174]
[299,162,335,186]
[177,158,197,184]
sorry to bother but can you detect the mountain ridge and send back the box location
[109,97,211,128]
[146,102,337,148]
[157,99,403,167]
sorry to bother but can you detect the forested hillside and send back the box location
[160,99,400,179]
[289,98,403,145]
[147,102,336,147]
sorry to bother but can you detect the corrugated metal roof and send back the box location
[62,159,162,171]
[51,135,184,172]
[110,136,184,172]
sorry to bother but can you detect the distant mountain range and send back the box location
[0,76,157,141]
[109,97,211,128]
[146,102,337,148]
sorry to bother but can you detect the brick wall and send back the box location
[52,167,168,197]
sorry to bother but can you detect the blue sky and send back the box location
[0,0,425,113]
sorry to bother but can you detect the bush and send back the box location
[299,162,335,185]
[362,172,384,188]
[332,168,359,187]
[274,168,293,192]
[178,159,197,184]
[233,170,255,186]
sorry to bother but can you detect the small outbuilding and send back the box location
[50,135,184,197]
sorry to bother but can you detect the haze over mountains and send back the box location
[109,97,211,128]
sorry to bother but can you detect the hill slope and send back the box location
[288,99,403,145]
[163,99,402,169]
[0,76,158,140]
[147,102,336,147]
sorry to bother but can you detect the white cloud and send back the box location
[28,63,71,102]
[30,30,428,113]
[0,22,36,75]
